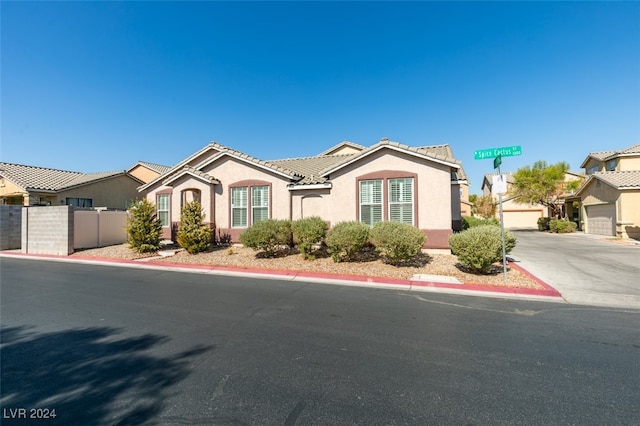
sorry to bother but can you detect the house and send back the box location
[575,143,640,239]
[127,161,171,184]
[139,138,469,249]
[0,162,144,209]
[481,169,585,229]
[481,173,547,228]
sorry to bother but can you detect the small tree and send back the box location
[510,161,573,219]
[177,201,212,254]
[473,195,496,219]
[127,198,163,253]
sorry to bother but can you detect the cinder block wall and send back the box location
[22,206,74,255]
[0,205,23,250]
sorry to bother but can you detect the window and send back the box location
[157,194,170,227]
[389,178,414,225]
[587,165,599,175]
[231,187,248,228]
[66,197,93,208]
[606,159,618,171]
[251,186,269,224]
[360,179,383,226]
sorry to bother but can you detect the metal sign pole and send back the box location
[496,165,507,282]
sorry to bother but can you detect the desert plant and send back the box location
[176,201,212,254]
[325,221,370,262]
[370,221,425,263]
[239,219,292,257]
[292,216,328,260]
[549,218,577,234]
[448,225,517,274]
[537,217,551,231]
[462,215,500,230]
[126,198,163,253]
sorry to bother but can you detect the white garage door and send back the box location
[586,204,615,236]
[502,210,543,229]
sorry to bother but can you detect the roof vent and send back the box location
[380,137,389,142]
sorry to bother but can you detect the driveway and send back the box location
[510,230,640,309]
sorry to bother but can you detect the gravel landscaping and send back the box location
[70,243,544,290]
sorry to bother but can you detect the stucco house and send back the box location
[0,162,143,209]
[139,138,469,249]
[575,143,640,239]
[481,173,547,229]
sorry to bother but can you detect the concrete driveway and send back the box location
[510,230,640,309]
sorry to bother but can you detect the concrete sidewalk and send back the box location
[0,251,563,303]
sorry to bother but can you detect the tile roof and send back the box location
[581,143,640,167]
[269,154,356,184]
[134,161,172,175]
[207,142,301,179]
[590,171,640,189]
[0,162,128,192]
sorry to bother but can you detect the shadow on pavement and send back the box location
[0,325,212,425]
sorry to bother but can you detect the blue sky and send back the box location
[2,1,639,193]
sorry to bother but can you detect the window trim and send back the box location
[156,193,170,228]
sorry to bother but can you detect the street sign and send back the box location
[493,155,502,169]
[474,145,522,160]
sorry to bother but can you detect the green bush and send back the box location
[126,198,163,253]
[462,215,500,230]
[239,219,292,257]
[537,217,551,231]
[370,221,425,263]
[549,219,577,234]
[325,221,370,262]
[176,201,212,254]
[448,225,517,274]
[292,216,328,260]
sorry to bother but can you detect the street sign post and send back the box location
[474,145,522,160]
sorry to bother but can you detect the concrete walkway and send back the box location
[510,230,640,309]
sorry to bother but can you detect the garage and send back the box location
[586,204,616,236]
[502,210,544,229]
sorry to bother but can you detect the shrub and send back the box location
[370,221,425,263]
[292,216,328,260]
[239,219,292,257]
[549,219,577,234]
[448,225,517,274]
[325,221,370,262]
[126,198,163,253]
[176,201,212,254]
[462,215,500,230]
[537,217,551,231]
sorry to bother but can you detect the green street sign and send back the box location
[474,145,522,160]
[493,155,502,169]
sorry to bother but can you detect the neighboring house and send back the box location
[481,173,547,229]
[575,143,640,239]
[139,138,469,248]
[0,162,144,209]
[127,161,171,184]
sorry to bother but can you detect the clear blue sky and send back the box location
[2,1,639,193]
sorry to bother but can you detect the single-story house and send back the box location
[576,143,640,239]
[0,162,144,209]
[139,138,469,249]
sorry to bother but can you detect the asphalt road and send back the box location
[1,257,639,425]
[510,230,640,309]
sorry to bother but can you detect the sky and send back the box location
[1,1,639,193]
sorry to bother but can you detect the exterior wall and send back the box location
[619,157,640,171]
[21,205,73,255]
[0,178,27,205]
[619,191,640,240]
[0,205,22,249]
[55,175,141,209]
[128,165,161,184]
[291,188,332,222]
[327,149,453,248]
[74,210,128,249]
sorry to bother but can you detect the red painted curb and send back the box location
[1,252,562,298]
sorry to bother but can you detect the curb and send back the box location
[0,252,564,302]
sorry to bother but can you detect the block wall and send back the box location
[22,206,74,255]
[0,205,23,250]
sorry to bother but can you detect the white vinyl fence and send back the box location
[74,209,128,249]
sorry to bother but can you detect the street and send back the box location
[1,257,639,425]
